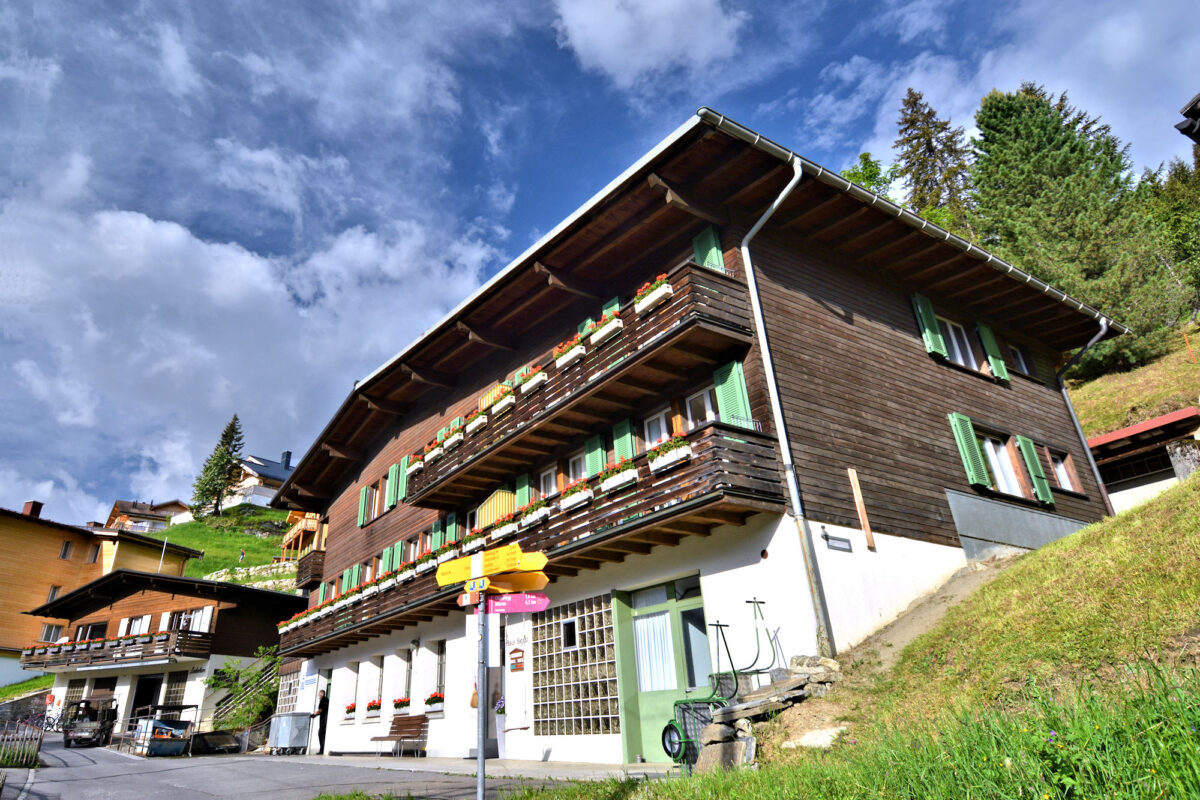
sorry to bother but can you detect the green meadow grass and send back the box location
[145,503,289,577]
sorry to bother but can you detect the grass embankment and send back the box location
[1070,321,1199,437]
[0,674,53,702]
[146,503,288,578]
[503,477,1200,800]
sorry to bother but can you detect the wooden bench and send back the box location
[370,714,428,757]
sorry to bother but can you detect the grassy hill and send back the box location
[1070,321,1200,437]
[502,476,1200,800]
[146,503,289,578]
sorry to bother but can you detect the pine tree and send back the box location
[1143,145,1200,320]
[894,88,973,236]
[191,414,246,517]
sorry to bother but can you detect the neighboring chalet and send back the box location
[22,570,305,727]
[1089,407,1200,513]
[0,503,199,686]
[270,110,1122,764]
[104,499,189,532]
[232,452,295,508]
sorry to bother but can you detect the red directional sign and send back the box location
[473,592,551,615]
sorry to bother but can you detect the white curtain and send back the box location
[633,611,677,692]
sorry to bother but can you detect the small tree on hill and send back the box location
[192,414,245,517]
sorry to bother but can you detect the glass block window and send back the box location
[277,668,301,714]
[532,593,618,736]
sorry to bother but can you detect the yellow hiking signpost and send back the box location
[436,542,548,800]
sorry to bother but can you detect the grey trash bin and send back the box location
[268,712,312,755]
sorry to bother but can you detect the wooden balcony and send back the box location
[405,261,755,510]
[280,422,786,657]
[20,630,214,673]
[295,548,326,590]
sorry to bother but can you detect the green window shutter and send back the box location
[911,294,948,359]
[431,519,445,549]
[713,361,753,429]
[577,319,594,336]
[437,427,448,443]
[446,511,458,543]
[976,323,1010,381]
[692,226,724,271]
[385,463,400,508]
[317,584,327,603]
[450,416,463,430]
[1016,435,1053,504]
[948,413,990,488]
[515,473,531,507]
[612,418,635,462]
[395,456,409,502]
[381,546,393,574]
[357,486,369,527]
[585,434,606,477]
[602,296,620,316]
[341,568,351,591]
[393,540,406,565]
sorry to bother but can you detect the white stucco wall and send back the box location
[1107,472,1178,514]
[2,655,33,687]
[810,521,967,652]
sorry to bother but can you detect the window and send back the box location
[948,413,1053,505]
[400,648,413,700]
[364,560,375,584]
[86,543,101,564]
[978,434,1023,496]
[366,482,379,523]
[434,640,446,696]
[1048,450,1079,492]
[538,466,558,499]
[465,506,479,532]
[567,451,587,482]
[1009,345,1032,375]
[643,408,671,447]
[76,622,106,640]
[372,656,385,706]
[59,540,73,560]
[686,387,718,429]
[124,614,152,635]
[47,585,61,602]
[937,317,976,369]
[347,662,360,712]
[561,618,578,650]
[41,624,63,642]
[378,473,389,517]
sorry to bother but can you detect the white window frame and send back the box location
[378,473,389,516]
[642,408,671,448]
[567,451,587,482]
[937,317,975,369]
[1008,344,1031,374]
[980,435,1023,496]
[1050,452,1077,491]
[42,624,63,642]
[465,506,479,533]
[685,386,718,429]
[538,466,558,499]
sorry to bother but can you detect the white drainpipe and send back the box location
[739,157,836,658]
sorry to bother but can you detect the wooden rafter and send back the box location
[323,442,362,461]
[402,365,456,389]
[533,261,605,300]
[646,173,730,225]
[456,320,518,351]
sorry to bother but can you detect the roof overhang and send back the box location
[274,108,1128,513]
[1088,406,1200,464]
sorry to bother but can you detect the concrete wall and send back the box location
[1107,471,1179,514]
[0,688,51,722]
[945,489,1090,560]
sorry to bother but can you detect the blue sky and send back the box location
[2,0,1196,524]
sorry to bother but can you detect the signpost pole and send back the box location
[476,592,487,800]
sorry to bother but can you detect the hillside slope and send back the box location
[145,503,289,578]
[1070,321,1199,437]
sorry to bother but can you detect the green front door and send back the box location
[614,575,713,763]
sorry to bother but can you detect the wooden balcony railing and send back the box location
[404,261,755,509]
[295,548,326,589]
[20,630,214,671]
[280,422,785,657]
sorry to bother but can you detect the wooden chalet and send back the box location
[269,109,1121,764]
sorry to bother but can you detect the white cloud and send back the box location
[0,52,61,96]
[39,151,92,206]
[157,23,203,98]
[871,0,958,45]
[213,138,350,231]
[0,465,109,525]
[12,358,98,427]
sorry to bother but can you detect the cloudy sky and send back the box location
[1,0,1195,524]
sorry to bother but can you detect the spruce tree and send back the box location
[191,414,246,517]
[894,88,973,236]
[1144,145,1200,320]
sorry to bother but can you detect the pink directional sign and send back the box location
[474,592,550,614]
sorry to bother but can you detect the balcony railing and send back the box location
[295,548,325,589]
[404,261,754,508]
[279,422,785,657]
[20,630,213,672]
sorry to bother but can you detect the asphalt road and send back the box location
[12,740,545,800]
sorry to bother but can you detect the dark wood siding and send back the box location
[748,227,1106,547]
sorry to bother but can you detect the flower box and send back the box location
[519,371,548,394]
[362,585,379,597]
[425,445,443,463]
[462,537,484,553]
[520,506,551,528]
[406,460,424,476]
[466,415,487,435]
[378,577,398,592]
[635,282,673,314]
[397,568,416,582]
[425,702,444,714]
[492,393,515,416]
[559,488,593,512]
[155,632,170,642]
[588,317,624,347]
[437,548,459,564]
[138,634,153,644]
[491,522,518,541]
[649,444,693,473]
[416,561,435,573]
[555,344,586,370]
[61,643,76,652]
[90,641,106,650]
[600,469,638,493]
[444,431,464,450]
[366,708,380,718]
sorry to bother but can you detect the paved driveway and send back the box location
[9,740,551,800]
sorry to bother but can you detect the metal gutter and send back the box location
[739,158,836,657]
[1056,318,1116,516]
[695,108,1130,337]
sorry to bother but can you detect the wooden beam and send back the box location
[656,519,713,536]
[545,564,579,578]
[693,509,746,527]
[847,468,876,551]
[669,342,719,364]
[852,228,923,261]
[830,216,898,252]
[362,395,408,416]
[808,206,871,241]
[630,530,685,546]
[322,442,362,461]
[533,261,605,300]
[593,540,653,555]
[647,173,730,225]
[456,320,517,351]
[402,365,456,389]
[779,192,847,229]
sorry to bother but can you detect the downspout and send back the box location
[1055,318,1116,516]
[740,157,837,658]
